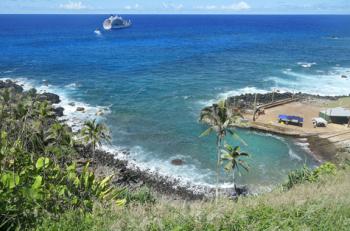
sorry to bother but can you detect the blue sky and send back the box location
[1,0,350,14]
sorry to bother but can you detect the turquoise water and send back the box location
[1,15,350,190]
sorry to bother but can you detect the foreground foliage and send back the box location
[37,167,350,230]
[283,162,337,190]
[0,86,127,230]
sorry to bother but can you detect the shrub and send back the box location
[283,162,337,190]
[125,187,156,204]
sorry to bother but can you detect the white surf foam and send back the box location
[274,66,350,96]
[198,87,270,106]
[0,78,110,132]
[101,144,222,193]
[297,62,317,68]
[64,82,80,89]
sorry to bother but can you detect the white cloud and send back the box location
[59,1,88,10]
[162,2,184,10]
[196,5,217,10]
[196,1,251,11]
[222,1,251,11]
[124,4,140,10]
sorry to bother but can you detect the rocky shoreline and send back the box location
[0,79,209,200]
[3,79,344,200]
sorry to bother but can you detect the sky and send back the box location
[1,0,350,14]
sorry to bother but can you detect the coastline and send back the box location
[2,78,344,199]
[0,79,212,199]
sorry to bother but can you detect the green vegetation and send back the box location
[1,84,350,230]
[36,166,350,230]
[323,96,350,109]
[283,162,337,190]
[0,86,147,230]
[81,119,111,171]
[221,143,249,189]
[200,101,247,199]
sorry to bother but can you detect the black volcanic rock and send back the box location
[171,159,185,166]
[0,80,23,93]
[38,92,61,104]
[53,106,64,117]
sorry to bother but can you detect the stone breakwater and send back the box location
[225,92,345,110]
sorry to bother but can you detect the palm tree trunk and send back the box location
[92,143,96,172]
[232,170,236,193]
[215,136,221,202]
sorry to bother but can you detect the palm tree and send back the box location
[81,119,111,170]
[199,100,239,199]
[36,101,54,121]
[221,143,249,191]
[45,122,75,164]
[45,122,73,147]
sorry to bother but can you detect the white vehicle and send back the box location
[312,117,328,128]
[103,15,132,30]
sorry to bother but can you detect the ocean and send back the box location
[1,14,350,191]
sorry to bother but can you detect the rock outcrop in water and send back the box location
[38,92,61,104]
[53,106,65,117]
[0,79,24,92]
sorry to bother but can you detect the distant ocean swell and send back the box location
[199,65,350,107]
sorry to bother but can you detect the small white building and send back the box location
[319,107,350,124]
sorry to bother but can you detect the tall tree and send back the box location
[221,143,249,191]
[81,119,111,170]
[200,100,241,200]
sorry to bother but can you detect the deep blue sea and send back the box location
[1,15,350,191]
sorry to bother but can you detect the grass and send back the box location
[323,97,350,109]
[36,167,350,231]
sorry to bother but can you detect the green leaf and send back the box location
[115,198,127,207]
[238,160,250,172]
[2,173,20,189]
[32,176,43,189]
[224,162,233,172]
[100,175,113,188]
[73,177,80,187]
[199,127,213,137]
[240,152,249,157]
[224,143,233,152]
[1,174,9,185]
[36,157,50,170]
[67,163,76,172]
[221,153,233,160]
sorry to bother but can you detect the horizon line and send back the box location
[1,13,349,16]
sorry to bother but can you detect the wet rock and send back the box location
[230,185,249,200]
[68,102,76,106]
[171,159,185,166]
[96,110,104,116]
[38,92,61,104]
[53,107,64,117]
[0,80,23,93]
[341,75,348,79]
[75,145,205,200]
[76,107,85,112]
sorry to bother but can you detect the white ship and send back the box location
[103,15,132,30]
